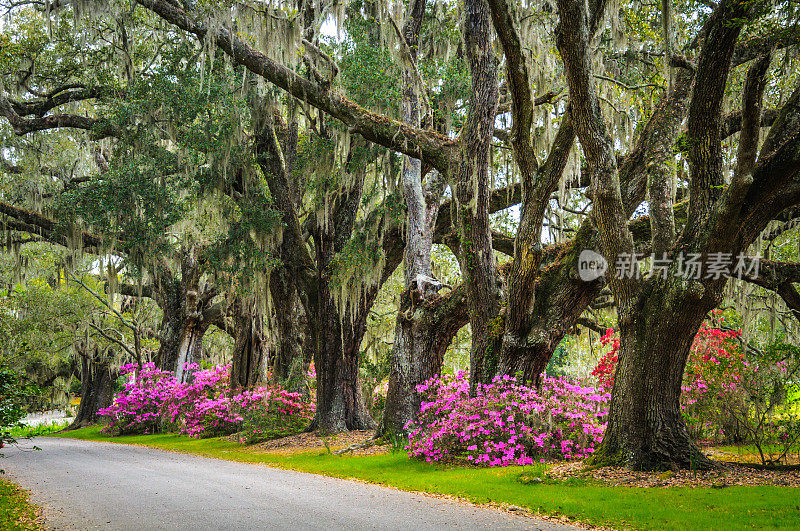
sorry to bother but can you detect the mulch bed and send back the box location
[549,455,800,488]
[250,430,389,456]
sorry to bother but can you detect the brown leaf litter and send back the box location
[249,430,389,456]
[549,454,800,488]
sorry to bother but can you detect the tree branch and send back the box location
[685,0,755,239]
[133,0,454,172]
[556,0,637,315]
[722,107,779,139]
[0,200,105,250]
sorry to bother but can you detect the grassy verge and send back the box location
[51,427,800,530]
[9,421,70,439]
[0,478,41,530]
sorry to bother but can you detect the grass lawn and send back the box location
[51,427,800,530]
[0,478,41,530]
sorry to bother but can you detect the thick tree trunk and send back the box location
[269,268,305,388]
[66,351,116,430]
[230,300,268,389]
[593,280,717,470]
[311,286,376,432]
[377,0,452,437]
[498,225,604,383]
[379,285,470,436]
[158,305,208,382]
[153,251,217,382]
[154,277,182,373]
[172,321,208,383]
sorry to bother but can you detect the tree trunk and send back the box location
[311,285,376,432]
[66,350,116,430]
[157,307,212,381]
[230,299,268,389]
[377,0,452,437]
[379,285,469,436]
[153,251,216,382]
[173,321,208,383]
[593,279,717,470]
[457,0,501,388]
[498,225,604,383]
[269,267,305,389]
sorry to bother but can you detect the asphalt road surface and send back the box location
[4,437,580,530]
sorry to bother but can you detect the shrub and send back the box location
[680,317,746,441]
[99,363,316,440]
[239,388,315,444]
[0,366,40,449]
[591,314,800,464]
[372,379,388,412]
[98,363,177,435]
[406,372,609,466]
[164,364,256,437]
[716,350,800,464]
[590,329,618,390]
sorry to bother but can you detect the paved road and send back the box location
[4,437,579,530]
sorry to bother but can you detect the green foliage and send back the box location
[0,366,41,447]
[8,420,69,440]
[338,0,401,113]
[545,339,571,377]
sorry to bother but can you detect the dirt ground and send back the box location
[251,430,389,456]
[549,450,800,488]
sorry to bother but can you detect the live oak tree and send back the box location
[3,0,800,448]
[113,0,512,432]
[0,9,258,385]
[552,0,800,469]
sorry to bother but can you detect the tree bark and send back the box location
[269,267,306,389]
[230,298,268,389]
[155,282,213,381]
[595,279,717,470]
[378,0,457,437]
[457,0,502,388]
[152,251,218,382]
[498,225,605,382]
[380,284,470,436]
[66,347,117,430]
[310,283,376,432]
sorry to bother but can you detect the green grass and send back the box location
[51,427,800,530]
[9,420,70,439]
[0,478,41,530]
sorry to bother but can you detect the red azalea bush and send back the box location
[590,328,619,389]
[99,363,314,440]
[406,372,609,466]
[680,316,746,440]
[239,388,315,444]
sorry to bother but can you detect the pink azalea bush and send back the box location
[99,363,314,439]
[239,388,315,444]
[163,364,267,437]
[98,363,177,435]
[406,372,609,466]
